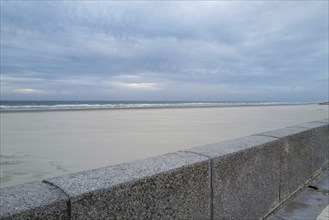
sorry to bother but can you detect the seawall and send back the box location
[1,119,328,219]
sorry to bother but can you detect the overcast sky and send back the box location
[1,1,328,101]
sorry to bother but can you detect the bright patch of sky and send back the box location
[1,1,328,101]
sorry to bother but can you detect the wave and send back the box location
[0,101,308,111]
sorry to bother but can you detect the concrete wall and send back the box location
[1,119,328,220]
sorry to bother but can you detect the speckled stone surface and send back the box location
[260,126,313,201]
[266,169,329,220]
[0,181,69,220]
[309,124,329,175]
[296,122,329,175]
[188,135,281,220]
[45,151,211,219]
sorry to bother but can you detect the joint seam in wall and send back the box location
[307,121,328,124]
[279,140,282,203]
[262,144,283,220]
[210,159,214,220]
[179,150,212,159]
[42,180,72,219]
[179,150,213,219]
[253,134,280,139]
[295,126,312,129]
[295,126,318,129]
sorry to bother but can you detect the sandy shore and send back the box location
[1,104,328,188]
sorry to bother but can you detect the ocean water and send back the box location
[0,101,308,111]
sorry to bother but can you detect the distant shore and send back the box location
[1,104,328,188]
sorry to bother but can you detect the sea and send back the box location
[0,101,310,111]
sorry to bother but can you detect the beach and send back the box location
[1,104,328,188]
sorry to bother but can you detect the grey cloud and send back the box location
[1,1,328,101]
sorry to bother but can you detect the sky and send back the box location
[1,1,328,102]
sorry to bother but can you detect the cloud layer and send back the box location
[1,1,328,101]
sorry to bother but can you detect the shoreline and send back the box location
[0,103,317,113]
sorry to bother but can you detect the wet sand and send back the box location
[1,104,328,188]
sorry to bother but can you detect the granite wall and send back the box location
[1,119,328,219]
